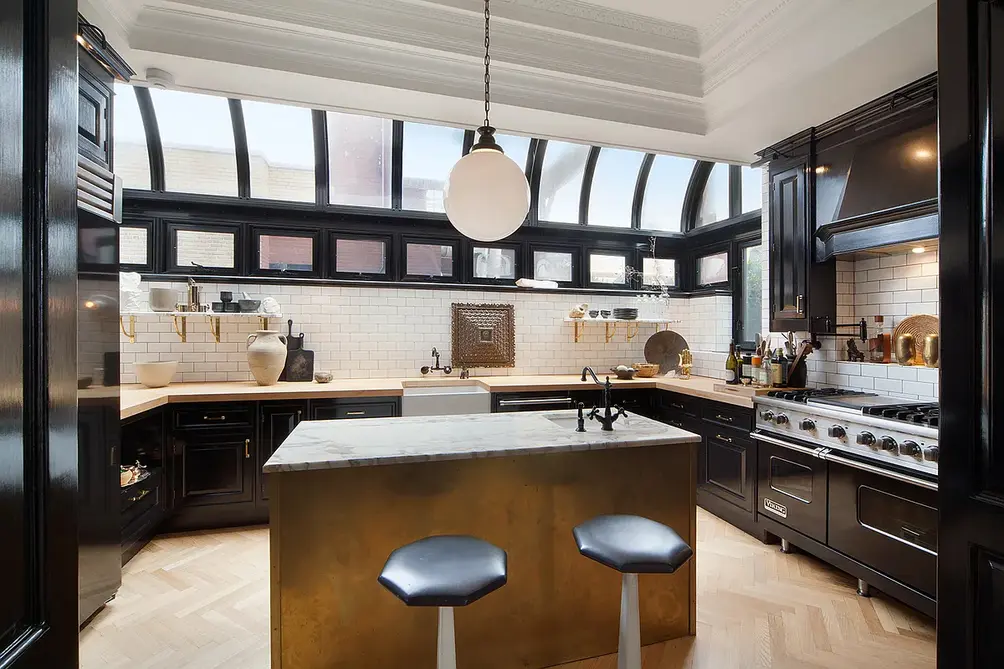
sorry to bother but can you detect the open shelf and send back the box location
[563,317,683,343]
[120,311,282,344]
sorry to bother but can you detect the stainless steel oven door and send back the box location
[824,451,938,597]
[753,431,829,543]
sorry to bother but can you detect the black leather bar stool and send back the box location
[573,515,693,669]
[379,535,507,669]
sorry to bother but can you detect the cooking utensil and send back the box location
[281,319,314,382]
[279,319,298,382]
[187,278,201,312]
[786,340,813,386]
[644,330,690,376]
[238,299,261,313]
[892,314,938,364]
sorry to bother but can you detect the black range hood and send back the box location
[812,75,939,259]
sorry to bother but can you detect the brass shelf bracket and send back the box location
[172,315,187,343]
[208,316,221,344]
[119,315,136,344]
[625,323,639,341]
[605,322,616,343]
[259,316,270,330]
[573,320,583,343]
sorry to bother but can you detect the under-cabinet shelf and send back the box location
[120,311,282,344]
[563,317,683,343]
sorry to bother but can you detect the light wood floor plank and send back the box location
[80,509,935,669]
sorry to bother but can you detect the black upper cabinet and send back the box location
[78,47,114,169]
[259,402,306,501]
[768,158,835,332]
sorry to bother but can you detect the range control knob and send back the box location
[827,425,846,438]
[799,418,816,431]
[879,436,898,452]
[856,431,876,447]
[760,410,775,422]
[774,413,789,425]
[900,440,922,457]
[923,445,940,462]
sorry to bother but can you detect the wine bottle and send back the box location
[725,342,739,384]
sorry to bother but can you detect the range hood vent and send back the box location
[77,153,122,222]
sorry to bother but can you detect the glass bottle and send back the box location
[725,343,739,385]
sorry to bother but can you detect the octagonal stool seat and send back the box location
[378,535,507,669]
[573,515,693,669]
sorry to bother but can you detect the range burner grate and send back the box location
[765,388,874,404]
[863,403,940,427]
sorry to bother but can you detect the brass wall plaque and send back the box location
[451,303,515,368]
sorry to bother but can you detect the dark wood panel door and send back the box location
[259,402,306,500]
[702,430,755,513]
[77,55,112,169]
[769,163,808,327]
[938,1,1004,665]
[0,0,79,664]
[176,432,255,506]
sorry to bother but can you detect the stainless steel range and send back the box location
[754,388,939,477]
[751,388,939,612]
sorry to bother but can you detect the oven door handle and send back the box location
[820,451,938,491]
[750,431,828,458]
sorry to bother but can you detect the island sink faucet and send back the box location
[581,367,627,431]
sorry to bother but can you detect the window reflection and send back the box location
[641,155,696,232]
[244,101,314,202]
[533,251,573,283]
[120,227,148,266]
[335,238,387,275]
[590,253,627,284]
[406,243,454,277]
[402,123,464,212]
[538,141,590,224]
[588,148,644,228]
[697,163,730,227]
[642,258,676,288]
[740,245,763,342]
[328,111,393,208]
[741,166,763,213]
[175,229,235,269]
[259,235,313,271]
[697,251,729,285]
[473,247,516,280]
[150,89,237,197]
[113,83,150,190]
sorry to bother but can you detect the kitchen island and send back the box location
[264,410,700,669]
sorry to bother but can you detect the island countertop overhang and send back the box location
[263,410,701,473]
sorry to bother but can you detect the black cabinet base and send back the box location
[161,502,268,533]
[697,489,769,543]
[757,514,936,619]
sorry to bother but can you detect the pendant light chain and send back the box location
[483,0,491,129]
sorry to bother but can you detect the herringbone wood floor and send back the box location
[79,509,935,669]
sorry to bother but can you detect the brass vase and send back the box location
[922,333,940,368]
[895,333,916,366]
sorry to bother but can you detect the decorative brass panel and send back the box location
[451,302,515,368]
[270,443,696,669]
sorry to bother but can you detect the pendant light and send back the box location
[444,0,530,242]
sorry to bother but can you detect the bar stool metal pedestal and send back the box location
[573,515,693,669]
[378,535,507,669]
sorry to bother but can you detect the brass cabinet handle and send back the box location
[715,414,733,423]
[795,294,804,315]
[716,433,734,444]
[667,420,683,428]
[297,410,302,418]
[244,439,250,459]
[345,411,366,416]
[670,403,685,410]
[204,414,226,421]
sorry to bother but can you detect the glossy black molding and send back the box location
[631,154,655,230]
[229,99,251,199]
[816,202,939,260]
[135,87,165,191]
[77,13,134,82]
[937,0,1004,666]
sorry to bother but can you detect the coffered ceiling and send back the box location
[81,0,936,162]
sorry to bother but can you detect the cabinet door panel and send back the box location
[703,431,754,513]
[770,164,807,324]
[260,403,306,500]
[179,434,254,506]
[310,400,399,421]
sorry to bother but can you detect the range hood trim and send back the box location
[815,199,938,260]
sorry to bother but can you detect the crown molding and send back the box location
[158,0,702,96]
[131,6,707,135]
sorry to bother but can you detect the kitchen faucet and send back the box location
[581,367,627,431]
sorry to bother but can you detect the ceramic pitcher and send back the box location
[247,330,287,386]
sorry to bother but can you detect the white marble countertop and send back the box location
[263,410,701,473]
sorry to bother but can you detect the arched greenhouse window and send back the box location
[401,122,464,212]
[537,140,590,224]
[112,82,150,190]
[696,162,730,227]
[640,154,697,232]
[587,147,644,228]
[243,99,314,202]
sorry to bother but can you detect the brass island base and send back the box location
[269,443,696,669]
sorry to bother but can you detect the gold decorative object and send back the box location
[893,314,938,364]
[451,303,516,368]
[895,333,916,365]
[922,333,940,368]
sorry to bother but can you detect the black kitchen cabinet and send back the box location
[309,397,400,421]
[174,430,256,507]
[78,47,113,169]
[768,159,835,332]
[701,427,755,514]
[259,402,307,501]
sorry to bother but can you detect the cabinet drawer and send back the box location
[174,404,255,430]
[310,399,400,421]
[702,402,753,432]
[658,391,701,417]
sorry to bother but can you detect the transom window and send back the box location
[588,148,644,228]
[537,141,590,224]
[243,100,314,202]
[641,155,696,233]
[402,123,464,213]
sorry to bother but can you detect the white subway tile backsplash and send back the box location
[874,378,903,393]
[886,366,918,381]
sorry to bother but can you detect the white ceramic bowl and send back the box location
[135,360,178,388]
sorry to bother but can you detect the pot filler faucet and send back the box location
[581,367,627,431]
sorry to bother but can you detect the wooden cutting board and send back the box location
[284,342,314,382]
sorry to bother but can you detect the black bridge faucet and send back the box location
[581,367,627,431]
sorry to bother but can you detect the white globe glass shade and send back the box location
[444,148,530,242]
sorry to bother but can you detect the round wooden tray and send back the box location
[892,314,939,363]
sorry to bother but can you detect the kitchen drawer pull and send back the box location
[244,439,250,459]
[345,410,367,416]
[821,451,938,491]
[498,398,573,407]
[667,420,683,428]
[669,403,685,410]
[750,431,827,458]
[715,433,734,444]
[204,414,227,421]
[715,414,734,423]
[127,488,150,504]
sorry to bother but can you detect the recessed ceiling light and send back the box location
[913,148,934,160]
[911,246,926,254]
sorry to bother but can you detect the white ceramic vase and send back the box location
[247,330,287,386]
